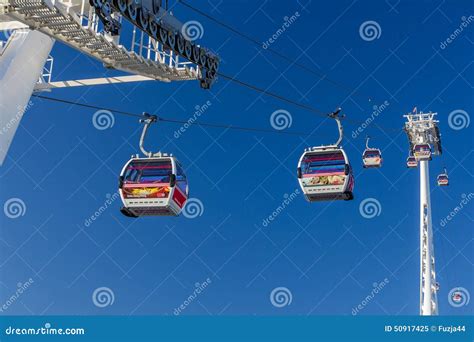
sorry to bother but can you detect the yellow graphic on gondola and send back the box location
[125,186,170,198]
[305,175,345,186]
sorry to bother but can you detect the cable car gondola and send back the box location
[297,109,354,202]
[406,152,417,168]
[362,136,382,168]
[437,167,449,186]
[119,114,189,217]
[413,143,431,161]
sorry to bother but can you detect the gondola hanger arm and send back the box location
[139,113,161,158]
[365,135,371,150]
[328,108,344,148]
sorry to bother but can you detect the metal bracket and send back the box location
[328,108,344,147]
[90,0,121,35]
[139,113,161,158]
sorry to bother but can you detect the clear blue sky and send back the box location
[1,0,472,316]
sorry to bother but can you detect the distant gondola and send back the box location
[362,136,382,168]
[413,143,431,161]
[437,168,449,186]
[406,153,418,168]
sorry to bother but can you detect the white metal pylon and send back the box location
[0,29,55,165]
[404,110,441,315]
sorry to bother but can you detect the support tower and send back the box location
[404,111,442,315]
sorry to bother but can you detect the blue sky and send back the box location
[0,0,473,316]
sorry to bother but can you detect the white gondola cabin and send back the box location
[297,109,354,202]
[437,168,449,186]
[413,143,431,161]
[119,114,188,217]
[119,156,188,217]
[406,155,417,168]
[297,148,354,201]
[362,136,382,168]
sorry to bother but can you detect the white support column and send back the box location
[404,111,441,315]
[419,160,438,315]
[0,29,54,165]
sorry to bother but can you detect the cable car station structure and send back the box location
[0,0,218,165]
